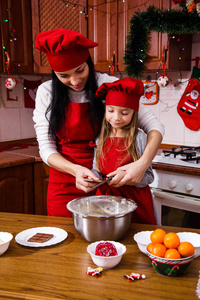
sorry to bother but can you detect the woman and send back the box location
[33,28,164,217]
[92,78,156,224]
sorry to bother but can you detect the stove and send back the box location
[151,145,200,229]
[153,146,200,169]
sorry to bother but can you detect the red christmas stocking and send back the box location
[177,66,200,131]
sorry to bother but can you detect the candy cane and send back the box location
[167,265,179,276]
[152,260,157,267]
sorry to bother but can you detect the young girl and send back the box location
[92,78,157,224]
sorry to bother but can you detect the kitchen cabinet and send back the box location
[31,0,181,74]
[34,162,49,215]
[0,0,33,74]
[87,0,171,73]
[167,34,192,71]
[31,0,87,74]
[0,0,87,74]
[0,143,49,216]
[0,0,193,75]
[0,163,34,213]
[143,2,192,71]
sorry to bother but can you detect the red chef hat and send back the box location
[35,28,98,72]
[95,78,144,111]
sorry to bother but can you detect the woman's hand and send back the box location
[74,166,100,192]
[47,153,100,192]
[107,158,148,187]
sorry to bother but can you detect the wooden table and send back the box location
[0,212,199,300]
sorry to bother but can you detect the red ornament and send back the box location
[5,77,17,90]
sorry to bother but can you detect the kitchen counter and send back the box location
[152,161,200,176]
[0,142,41,169]
[1,142,199,176]
[0,212,199,300]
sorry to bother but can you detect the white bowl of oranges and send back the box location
[146,229,195,277]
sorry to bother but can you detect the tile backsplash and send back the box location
[0,42,200,146]
[144,70,200,146]
[142,40,200,147]
[0,74,50,142]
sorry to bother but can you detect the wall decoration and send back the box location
[24,79,41,108]
[1,75,23,108]
[176,0,200,16]
[157,75,171,87]
[124,5,200,78]
[177,66,200,130]
[5,77,17,90]
[140,81,158,105]
[4,51,20,90]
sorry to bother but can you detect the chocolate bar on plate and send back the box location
[27,233,54,243]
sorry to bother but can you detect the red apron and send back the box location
[47,102,99,217]
[96,138,156,224]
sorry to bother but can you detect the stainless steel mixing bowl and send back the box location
[67,195,137,242]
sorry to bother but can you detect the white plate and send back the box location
[15,227,68,247]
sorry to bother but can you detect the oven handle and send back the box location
[153,188,200,206]
[152,188,200,213]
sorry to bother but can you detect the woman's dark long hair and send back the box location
[45,55,105,139]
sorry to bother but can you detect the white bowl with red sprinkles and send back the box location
[87,241,126,269]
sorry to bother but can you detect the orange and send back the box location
[150,228,166,244]
[147,243,154,254]
[178,242,195,258]
[163,232,180,249]
[164,248,181,259]
[151,243,166,258]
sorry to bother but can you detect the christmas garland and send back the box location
[124,5,200,78]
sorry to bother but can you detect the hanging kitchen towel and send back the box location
[140,81,158,105]
[177,66,200,131]
[24,79,41,108]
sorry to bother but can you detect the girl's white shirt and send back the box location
[33,72,165,165]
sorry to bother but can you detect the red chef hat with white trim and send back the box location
[95,78,144,111]
[35,28,98,72]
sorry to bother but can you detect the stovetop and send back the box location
[153,146,200,169]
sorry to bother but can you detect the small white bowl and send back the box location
[177,232,200,258]
[87,240,126,269]
[133,231,153,255]
[0,232,13,256]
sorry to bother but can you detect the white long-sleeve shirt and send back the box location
[33,72,165,165]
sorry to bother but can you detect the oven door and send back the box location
[152,189,200,229]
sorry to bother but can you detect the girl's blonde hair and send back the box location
[96,110,140,170]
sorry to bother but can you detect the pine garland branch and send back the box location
[124,5,200,78]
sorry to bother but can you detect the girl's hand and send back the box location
[107,158,148,187]
[74,166,100,192]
